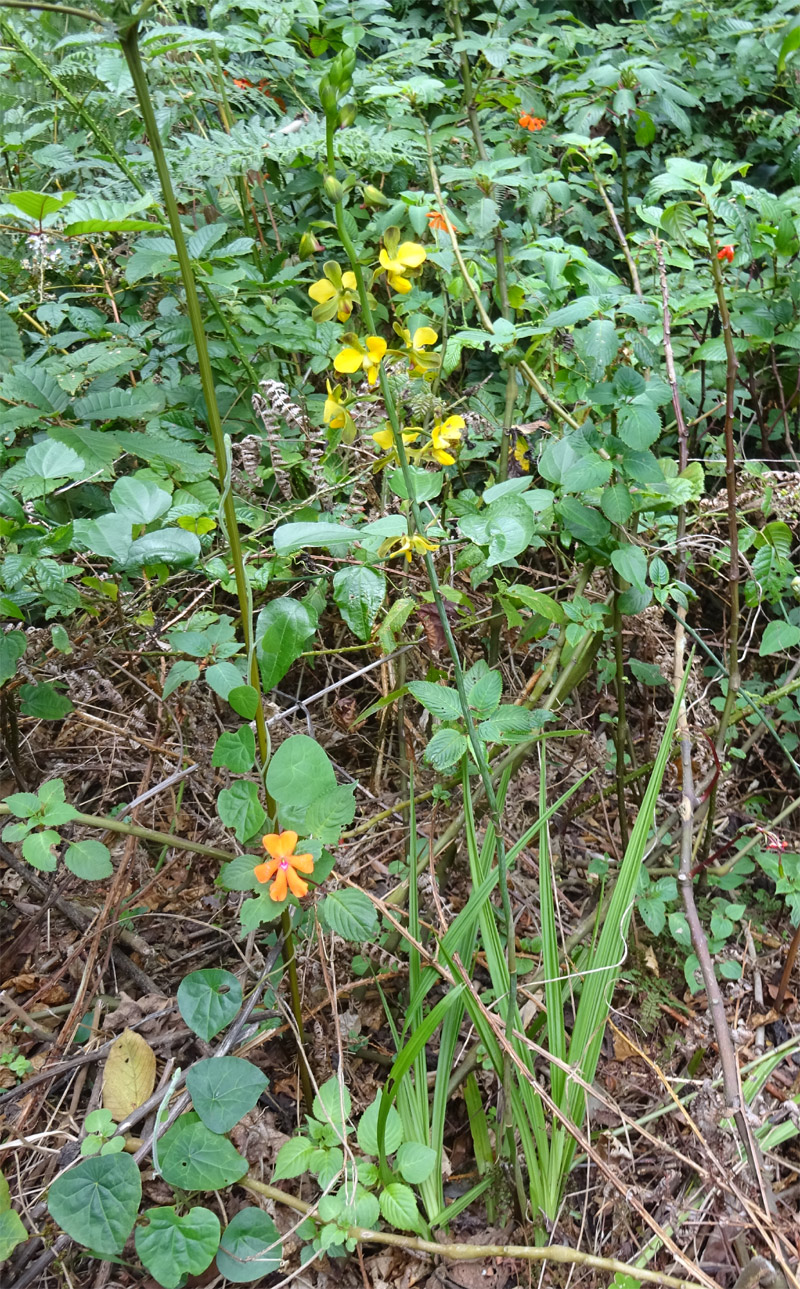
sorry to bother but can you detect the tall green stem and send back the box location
[118,16,312,1109]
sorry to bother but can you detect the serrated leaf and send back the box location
[379,1182,422,1233]
[73,386,166,422]
[272,1136,317,1180]
[0,310,23,373]
[318,889,378,941]
[407,681,463,720]
[601,483,633,525]
[64,839,112,880]
[424,727,468,770]
[22,830,60,871]
[102,1028,157,1121]
[396,1141,436,1184]
[357,1093,404,1157]
[304,784,356,843]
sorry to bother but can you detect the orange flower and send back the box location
[518,113,546,132]
[717,244,734,263]
[427,210,451,233]
[254,831,314,902]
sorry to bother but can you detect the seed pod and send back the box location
[362,184,390,208]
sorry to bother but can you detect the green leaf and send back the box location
[185,1058,268,1135]
[216,780,267,843]
[357,1093,403,1157]
[255,598,315,692]
[216,1208,282,1282]
[3,190,76,222]
[574,318,619,370]
[759,621,800,656]
[379,1182,422,1233]
[218,853,261,891]
[468,670,502,718]
[332,566,386,641]
[557,498,610,546]
[318,889,378,942]
[265,735,337,830]
[158,1112,248,1190]
[601,483,633,525]
[0,631,26,686]
[22,830,60,871]
[111,477,171,524]
[459,494,534,566]
[466,195,499,238]
[0,310,23,374]
[610,544,648,592]
[0,1207,27,1261]
[407,681,463,721]
[541,297,599,329]
[126,529,200,569]
[18,683,73,720]
[272,1136,317,1180]
[505,586,565,624]
[425,727,469,770]
[396,1141,436,1184]
[64,840,112,881]
[274,520,362,556]
[162,660,200,699]
[212,726,256,773]
[73,385,165,422]
[630,659,667,686]
[205,661,247,702]
[312,1074,352,1129]
[135,1207,220,1289]
[304,784,356,842]
[0,364,70,415]
[177,969,242,1041]
[778,23,800,72]
[229,685,259,719]
[47,1153,141,1256]
[25,440,85,483]
[617,401,662,450]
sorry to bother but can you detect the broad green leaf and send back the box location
[0,364,70,414]
[610,544,648,592]
[73,386,166,422]
[48,1153,141,1256]
[255,598,315,691]
[312,1074,352,1129]
[506,586,565,624]
[228,685,259,719]
[629,659,667,686]
[425,727,469,769]
[759,620,800,656]
[64,840,112,881]
[407,681,463,720]
[135,1206,220,1289]
[357,1093,403,1157]
[162,660,200,699]
[0,631,26,686]
[574,318,619,370]
[265,735,336,829]
[158,1112,248,1190]
[332,566,386,641]
[177,969,242,1041]
[19,683,73,719]
[211,726,256,773]
[541,297,599,329]
[601,483,633,525]
[205,661,247,702]
[111,477,171,524]
[0,310,23,373]
[318,888,378,941]
[617,401,662,450]
[272,1136,317,1180]
[126,529,200,569]
[3,190,76,222]
[304,784,356,842]
[186,1058,267,1134]
[396,1141,436,1184]
[0,1206,27,1261]
[778,23,800,71]
[25,440,84,483]
[22,830,60,872]
[379,1182,422,1233]
[557,498,610,546]
[217,780,266,843]
[274,520,362,556]
[468,669,502,718]
[459,494,534,566]
[216,1208,282,1282]
[217,853,261,891]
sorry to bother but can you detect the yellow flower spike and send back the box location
[426,415,464,465]
[308,261,358,323]
[375,226,427,294]
[334,333,387,385]
[323,381,358,444]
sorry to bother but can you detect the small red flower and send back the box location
[254,831,314,902]
[518,113,546,132]
[717,244,735,263]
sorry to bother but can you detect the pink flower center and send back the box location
[280,860,289,870]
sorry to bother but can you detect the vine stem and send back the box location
[323,114,518,1134]
[241,1176,711,1289]
[118,15,311,1108]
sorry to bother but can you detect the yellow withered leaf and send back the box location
[102,1028,156,1121]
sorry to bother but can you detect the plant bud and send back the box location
[323,174,345,203]
[298,231,319,259]
[338,103,356,128]
[362,184,390,208]
[318,76,338,112]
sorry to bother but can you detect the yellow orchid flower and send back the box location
[514,435,531,472]
[392,323,439,377]
[379,532,439,563]
[376,226,426,294]
[308,261,358,323]
[425,415,464,465]
[323,381,358,444]
[334,333,387,385]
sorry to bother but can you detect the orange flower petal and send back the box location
[263,830,299,859]
[286,867,309,898]
[290,853,314,874]
[269,866,288,902]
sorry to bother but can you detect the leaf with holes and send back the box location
[186,1058,268,1135]
[177,969,242,1041]
[158,1113,248,1190]
[48,1154,141,1256]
